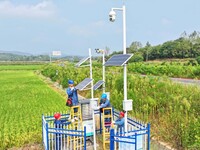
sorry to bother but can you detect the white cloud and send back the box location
[91,20,105,27]
[68,25,95,37]
[161,18,172,25]
[68,20,106,37]
[0,1,56,18]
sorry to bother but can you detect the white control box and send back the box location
[123,99,133,111]
[90,98,98,109]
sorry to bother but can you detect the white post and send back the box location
[122,5,128,133]
[102,51,105,93]
[90,48,96,150]
[89,48,94,99]
[92,109,97,150]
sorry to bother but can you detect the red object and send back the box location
[54,113,61,119]
[66,98,73,107]
[120,111,125,117]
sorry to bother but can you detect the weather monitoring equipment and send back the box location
[109,10,116,22]
[75,78,93,90]
[93,80,104,90]
[104,54,133,66]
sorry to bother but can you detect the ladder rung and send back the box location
[103,115,112,118]
[103,107,112,110]
[104,141,110,144]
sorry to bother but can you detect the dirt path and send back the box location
[8,144,43,150]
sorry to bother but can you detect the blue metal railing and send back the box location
[42,110,150,150]
[42,114,87,150]
[109,122,150,150]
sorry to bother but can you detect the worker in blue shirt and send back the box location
[97,93,111,110]
[66,80,79,112]
[96,93,111,131]
[112,111,125,135]
[54,113,76,150]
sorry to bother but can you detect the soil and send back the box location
[8,144,43,150]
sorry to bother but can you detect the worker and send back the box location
[66,79,79,113]
[96,93,111,131]
[97,93,111,111]
[112,111,125,135]
[54,113,76,150]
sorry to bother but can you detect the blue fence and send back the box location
[42,110,150,150]
[42,114,87,150]
[109,111,150,150]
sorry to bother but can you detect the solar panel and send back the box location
[75,56,90,67]
[104,54,133,66]
[75,78,93,90]
[93,80,104,90]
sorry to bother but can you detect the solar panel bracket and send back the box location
[75,56,90,67]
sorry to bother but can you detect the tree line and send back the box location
[109,31,200,62]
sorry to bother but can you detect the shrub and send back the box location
[195,56,200,65]
[130,53,144,62]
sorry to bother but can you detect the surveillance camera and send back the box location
[109,10,116,22]
[95,49,100,53]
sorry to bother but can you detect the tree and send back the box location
[105,46,110,56]
[128,41,142,53]
[144,41,151,61]
[129,52,144,62]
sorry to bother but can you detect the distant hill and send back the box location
[0,51,83,62]
[0,50,32,56]
[0,53,50,61]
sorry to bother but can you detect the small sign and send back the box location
[83,120,94,136]
[52,51,61,56]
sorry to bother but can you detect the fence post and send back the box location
[46,122,49,150]
[100,111,102,134]
[112,107,115,119]
[135,133,137,150]
[147,123,151,150]
[110,128,115,150]
[84,126,87,150]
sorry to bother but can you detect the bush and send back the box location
[130,53,144,62]
[188,59,198,66]
[195,56,200,65]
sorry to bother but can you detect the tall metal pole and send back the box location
[122,4,128,133]
[89,48,96,150]
[102,51,105,93]
[89,48,94,99]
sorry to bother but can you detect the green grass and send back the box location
[0,70,67,149]
[41,63,200,149]
[0,65,43,70]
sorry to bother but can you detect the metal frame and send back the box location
[95,49,106,92]
[109,111,150,150]
[110,3,130,133]
[75,56,90,67]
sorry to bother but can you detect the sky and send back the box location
[0,0,199,56]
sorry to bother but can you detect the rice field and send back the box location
[0,65,67,149]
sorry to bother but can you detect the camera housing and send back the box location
[95,49,100,53]
[109,10,116,22]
